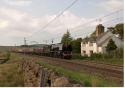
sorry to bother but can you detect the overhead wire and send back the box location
[46,16,124,43]
[44,9,123,43]
[24,2,123,44]
[27,0,79,39]
[71,9,123,33]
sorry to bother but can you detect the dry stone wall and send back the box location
[22,59,82,87]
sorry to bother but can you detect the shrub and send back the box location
[90,48,124,59]
[115,48,123,58]
[72,54,88,60]
[103,48,123,59]
[90,53,102,59]
[84,80,92,87]
[6,51,11,60]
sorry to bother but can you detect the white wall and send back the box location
[81,31,123,56]
[81,42,99,56]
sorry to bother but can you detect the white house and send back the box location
[81,24,123,56]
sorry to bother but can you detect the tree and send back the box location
[115,23,124,39]
[107,27,115,34]
[107,23,124,39]
[90,30,96,37]
[61,30,72,44]
[72,38,82,53]
[106,39,117,52]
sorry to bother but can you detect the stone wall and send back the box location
[22,59,82,87]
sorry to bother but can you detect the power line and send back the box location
[71,9,123,33]
[26,4,123,44]
[46,9,123,41]
[27,0,79,39]
[45,9,123,41]
[45,16,123,42]
[73,17,124,38]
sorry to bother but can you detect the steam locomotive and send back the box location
[12,43,72,59]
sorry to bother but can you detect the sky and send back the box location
[0,0,124,46]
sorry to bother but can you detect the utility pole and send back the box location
[24,37,27,46]
[51,39,54,44]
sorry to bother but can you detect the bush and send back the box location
[103,48,123,59]
[6,51,11,60]
[72,54,88,60]
[72,48,123,60]
[84,80,92,87]
[115,48,123,58]
[90,48,123,59]
[90,53,102,59]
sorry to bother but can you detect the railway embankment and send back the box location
[12,53,123,87]
[0,52,10,64]
[23,59,82,87]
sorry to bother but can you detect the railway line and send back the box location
[71,60,123,71]
[19,53,123,84]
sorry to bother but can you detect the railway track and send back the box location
[71,60,123,71]
[18,53,123,84]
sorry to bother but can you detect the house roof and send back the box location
[82,36,97,43]
[82,30,122,46]
[97,36,112,46]
[96,30,111,41]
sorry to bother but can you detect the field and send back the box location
[16,53,123,87]
[0,51,23,87]
[36,60,121,87]
[0,48,123,87]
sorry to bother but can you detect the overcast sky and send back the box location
[0,0,124,46]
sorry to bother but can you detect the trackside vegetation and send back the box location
[71,48,123,65]
[0,52,24,87]
[36,60,121,87]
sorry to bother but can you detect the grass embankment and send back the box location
[72,54,123,65]
[0,52,24,87]
[10,53,122,87]
[36,60,121,87]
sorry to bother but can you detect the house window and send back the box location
[82,43,86,47]
[90,50,93,55]
[82,44,84,47]
[89,43,93,46]
[83,42,86,44]
[83,50,86,54]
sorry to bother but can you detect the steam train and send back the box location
[12,43,72,59]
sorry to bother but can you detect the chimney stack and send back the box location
[96,24,104,37]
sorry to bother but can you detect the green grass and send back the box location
[0,63,24,87]
[10,53,123,87]
[72,54,87,60]
[36,60,121,87]
[89,58,123,65]
[72,54,123,65]
[0,52,24,87]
